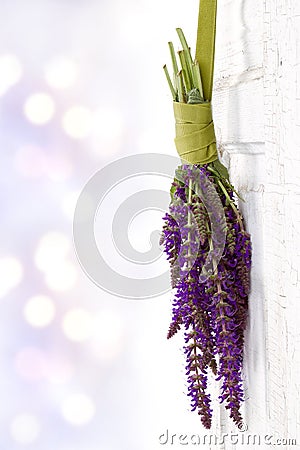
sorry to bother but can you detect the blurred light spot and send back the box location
[0,54,22,96]
[14,146,72,181]
[15,348,74,385]
[61,190,80,221]
[90,107,124,156]
[90,309,124,360]
[24,92,55,125]
[45,261,77,292]
[34,232,71,272]
[35,233,76,291]
[10,413,40,445]
[24,295,55,328]
[0,256,23,299]
[62,308,93,342]
[61,394,95,426]
[14,347,46,381]
[45,356,74,385]
[14,145,47,178]
[45,155,72,182]
[45,57,78,89]
[62,106,92,139]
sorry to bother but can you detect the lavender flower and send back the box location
[160,163,252,429]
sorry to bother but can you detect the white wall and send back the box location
[213,0,300,447]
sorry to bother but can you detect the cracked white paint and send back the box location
[210,0,300,448]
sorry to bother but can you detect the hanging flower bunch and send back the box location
[160,27,252,429]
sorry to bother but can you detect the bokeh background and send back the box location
[0,1,210,449]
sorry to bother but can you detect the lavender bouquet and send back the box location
[160,3,252,429]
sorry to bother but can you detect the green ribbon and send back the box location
[174,0,218,165]
[173,101,217,164]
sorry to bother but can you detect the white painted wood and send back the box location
[211,0,300,447]
[263,0,300,447]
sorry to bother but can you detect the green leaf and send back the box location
[170,183,177,202]
[210,159,229,180]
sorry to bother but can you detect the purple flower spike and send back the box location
[160,163,252,429]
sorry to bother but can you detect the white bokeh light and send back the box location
[0,54,22,96]
[14,347,74,385]
[10,413,40,445]
[24,92,55,125]
[62,106,93,139]
[34,232,71,272]
[61,393,96,426]
[23,295,55,328]
[14,147,72,181]
[45,57,78,89]
[62,308,94,342]
[45,261,77,292]
[35,233,77,292]
[0,256,23,299]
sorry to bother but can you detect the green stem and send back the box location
[207,165,220,177]
[178,51,192,93]
[216,179,244,230]
[206,221,216,278]
[168,41,179,83]
[187,177,193,269]
[177,70,186,103]
[176,28,195,88]
[192,60,204,98]
[208,165,244,201]
[163,64,177,101]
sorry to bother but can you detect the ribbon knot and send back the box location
[173,101,218,165]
